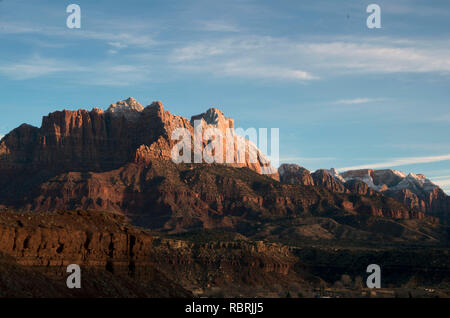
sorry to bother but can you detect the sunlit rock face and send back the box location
[190,107,279,178]
[0,98,280,210]
[106,97,144,120]
[278,164,314,186]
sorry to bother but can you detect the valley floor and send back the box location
[0,210,448,298]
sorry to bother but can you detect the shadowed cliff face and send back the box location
[0,211,312,298]
[0,211,192,297]
[0,210,152,267]
[4,159,439,242]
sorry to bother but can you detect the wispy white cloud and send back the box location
[0,21,160,84]
[0,56,88,80]
[338,154,450,171]
[197,21,240,32]
[108,41,128,49]
[0,23,38,35]
[219,61,317,80]
[74,64,152,87]
[0,22,157,48]
[299,40,450,74]
[169,35,450,82]
[280,157,336,162]
[426,169,450,178]
[333,98,386,105]
[431,177,450,190]
[176,59,317,81]
[170,37,318,81]
[171,43,229,62]
[0,55,151,86]
[2,19,450,84]
[431,175,450,181]
[381,143,450,152]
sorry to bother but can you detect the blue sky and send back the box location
[0,0,449,192]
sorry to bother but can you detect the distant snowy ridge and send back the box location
[334,168,438,193]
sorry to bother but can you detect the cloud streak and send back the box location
[169,35,450,83]
[0,56,88,80]
[338,154,450,171]
[432,177,450,193]
[169,37,319,81]
[280,156,336,162]
[333,98,386,105]
[197,21,240,33]
[301,40,450,74]
[0,55,152,86]
[0,22,157,48]
[1,19,450,85]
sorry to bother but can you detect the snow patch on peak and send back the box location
[327,168,346,183]
[106,97,144,120]
[391,173,438,192]
[338,168,439,194]
[339,169,398,191]
[407,172,426,180]
[191,107,234,133]
[344,173,381,191]
[391,169,407,178]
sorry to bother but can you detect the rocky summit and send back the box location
[106,97,145,120]
[278,164,450,223]
[0,98,449,298]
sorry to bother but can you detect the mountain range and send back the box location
[1,97,448,227]
[279,165,450,223]
[0,97,449,297]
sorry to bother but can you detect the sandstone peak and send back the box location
[327,168,346,182]
[311,169,348,193]
[279,164,310,176]
[278,164,314,186]
[106,97,144,119]
[92,107,104,114]
[190,107,234,133]
[144,101,165,116]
